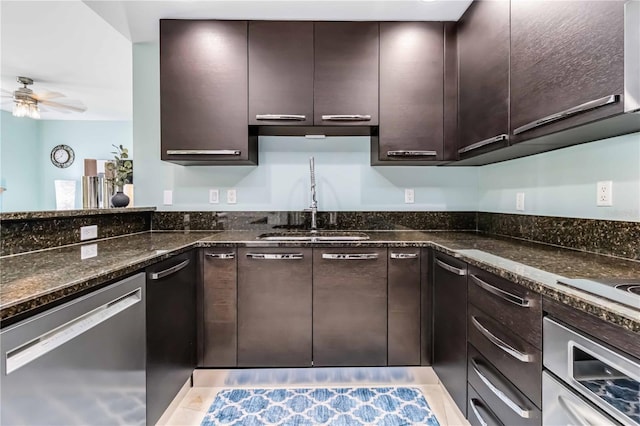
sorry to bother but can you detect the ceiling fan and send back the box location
[1,76,87,119]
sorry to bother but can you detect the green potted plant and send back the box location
[106,144,133,207]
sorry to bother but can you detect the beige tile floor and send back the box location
[160,367,470,426]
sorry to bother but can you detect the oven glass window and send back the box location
[572,346,640,425]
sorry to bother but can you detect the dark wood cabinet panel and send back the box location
[510,1,625,142]
[457,0,510,158]
[237,248,312,367]
[377,22,444,163]
[248,21,314,126]
[200,249,237,367]
[388,249,421,366]
[314,22,379,126]
[433,253,468,415]
[420,249,433,366]
[160,20,257,165]
[313,248,387,366]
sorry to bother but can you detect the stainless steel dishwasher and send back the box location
[1,273,146,426]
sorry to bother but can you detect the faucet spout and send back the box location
[309,157,318,231]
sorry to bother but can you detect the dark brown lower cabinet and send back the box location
[313,248,387,366]
[388,249,421,366]
[200,249,237,367]
[237,248,312,367]
[433,252,468,415]
[468,385,503,426]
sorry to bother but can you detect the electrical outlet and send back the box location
[227,189,237,204]
[596,181,613,206]
[405,189,415,204]
[80,243,98,259]
[209,189,219,204]
[80,225,98,241]
[163,190,173,205]
[516,192,525,211]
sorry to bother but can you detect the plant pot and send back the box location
[111,190,130,208]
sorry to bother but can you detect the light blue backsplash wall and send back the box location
[133,41,640,220]
[0,110,132,212]
[133,41,479,212]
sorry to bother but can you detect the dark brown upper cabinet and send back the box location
[375,22,445,164]
[510,1,625,142]
[160,20,257,165]
[457,0,510,159]
[314,22,379,126]
[248,21,314,127]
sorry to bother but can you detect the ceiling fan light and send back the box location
[12,101,28,118]
[29,103,40,119]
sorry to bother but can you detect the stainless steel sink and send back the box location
[257,231,370,241]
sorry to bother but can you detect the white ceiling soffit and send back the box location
[83,0,473,44]
[1,0,132,121]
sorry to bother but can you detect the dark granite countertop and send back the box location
[0,207,156,221]
[2,230,638,332]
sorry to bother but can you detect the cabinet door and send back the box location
[237,248,312,367]
[160,20,257,165]
[433,253,468,416]
[388,249,421,366]
[510,1,624,142]
[146,251,196,426]
[378,22,444,163]
[313,248,387,366]
[314,22,379,126]
[248,21,314,126]
[200,249,237,367]
[457,0,510,158]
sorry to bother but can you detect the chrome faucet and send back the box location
[308,156,318,231]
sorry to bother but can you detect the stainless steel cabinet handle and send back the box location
[470,275,530,308]
[322,253,379,260]
[470,358,532,418]
[469,399,493,426]
[149,259,190,280]
[435,258,467,276]
[166,150,241,155]
[458,134,508,154]
[321,114,372,121]
[206,253,235,259]
[246,253,304,260]
[390,253,419,259]
[513,94,620,135]
[387,150,437,157]
[255,114,306,121]
[557,395,598,426]
[471,316,533,362]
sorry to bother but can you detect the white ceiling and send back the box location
[1,0,472,121]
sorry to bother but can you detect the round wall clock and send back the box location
[50,144,75,168]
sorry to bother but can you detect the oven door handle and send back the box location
[558,394,600,426]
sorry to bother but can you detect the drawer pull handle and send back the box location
[470,275,530,307]
[322,253,379,260]
[390,253,419,259]
[206,253,235,259]
[513,94,620,135]
[166,149,241,156]
[470,358,532,419]
[256,114,306,121]
[246,253,304,260]
[321,114,372,121]
[435,258,467,276]
[471,316,533,362]
[458,134,508,154]
[387,150,437,157]
[149,259,190,280]
[469,399,496,426]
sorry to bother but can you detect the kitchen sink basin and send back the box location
[257,231,370,241]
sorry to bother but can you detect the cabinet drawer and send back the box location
[468,345,542,426]
[467,384,503,426]
[468,304,542,407]
[468,266,542,349]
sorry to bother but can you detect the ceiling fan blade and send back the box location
[39,99,87,113]
[34,91,66,101]
[1,89,14,97]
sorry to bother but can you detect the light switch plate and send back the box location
[209,189,219,204]
[80,243,98,259]
[405,189,415,204]
[80,225,98,241]
[163,190,173,205]
[516,192,525,211]
[596,181,613,206]
[227,189,237,204]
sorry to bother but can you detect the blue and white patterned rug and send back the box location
[200,387,440,426]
